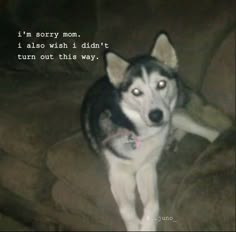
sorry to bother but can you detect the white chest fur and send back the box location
[103,123,170,172]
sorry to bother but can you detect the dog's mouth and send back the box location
[151,121,168,127]
[144,118,169,128]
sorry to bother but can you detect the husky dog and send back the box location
[81,33,219,231]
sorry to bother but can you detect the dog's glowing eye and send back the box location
[157,80,167,90]
[131,88,143,96]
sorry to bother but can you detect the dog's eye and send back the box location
[131,88,143,96]
[157,80,167,90]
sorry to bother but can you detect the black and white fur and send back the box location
[81,33,219,231]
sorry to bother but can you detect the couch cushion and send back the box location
[0,72,92,167]
[161,129,235,231]
[202,31,235,118]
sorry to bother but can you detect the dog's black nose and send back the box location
[149,109,163,123]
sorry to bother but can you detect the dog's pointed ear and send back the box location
[151,33,178,69]
[106,52,129,87]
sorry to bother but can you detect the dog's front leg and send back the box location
[172,109,220,142]
[109,166,140,231]
[136,163,159,231]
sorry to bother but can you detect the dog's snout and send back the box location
[149,109,163,123]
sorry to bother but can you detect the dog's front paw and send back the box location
[125,219,141,231]
[140,222,157,231]
[140,215,157,231]
[207,129,220,142]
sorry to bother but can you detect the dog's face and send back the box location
[106,33,179,127]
